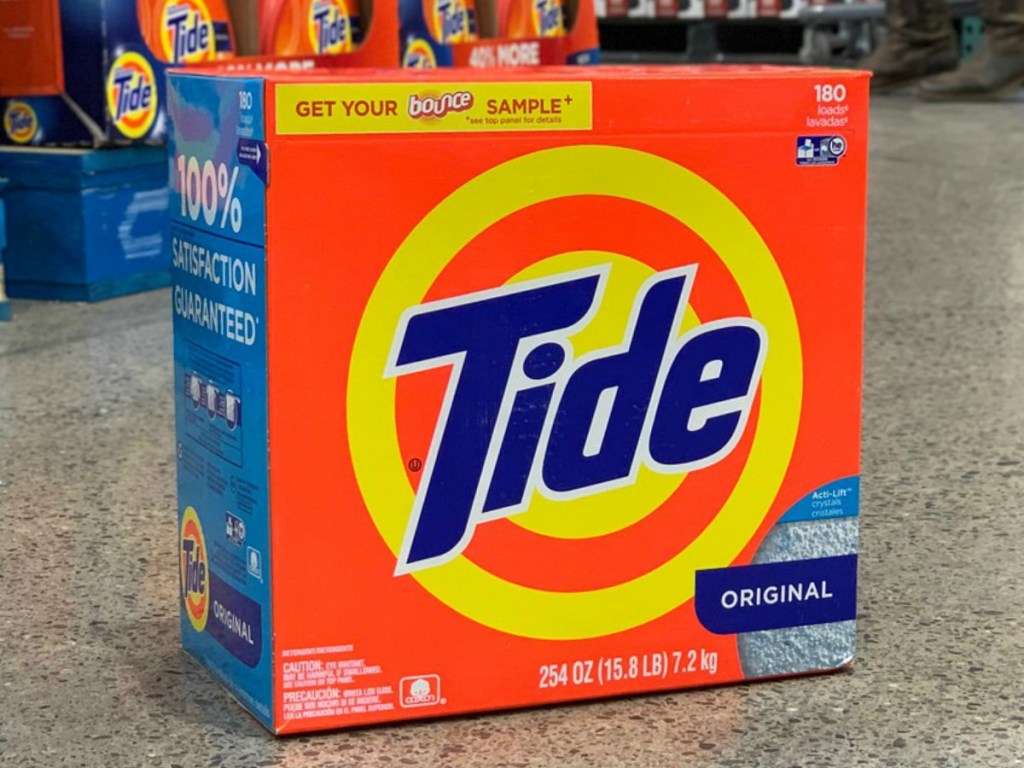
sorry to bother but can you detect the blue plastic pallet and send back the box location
[0,177,10,320]
[0,146,169,302]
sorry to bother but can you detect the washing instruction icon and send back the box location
[796,136,846,166]
[247,546,263,580]
[224,393,240,430]
[226,512,246,546]
[184,372,242,430]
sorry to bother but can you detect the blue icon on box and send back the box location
[797,136,846,166]
[226,512,246,546]
[247,546,263,581]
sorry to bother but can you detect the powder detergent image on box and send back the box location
[168,65,868,734]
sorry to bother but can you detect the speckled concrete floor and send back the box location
[1,96,1023,767]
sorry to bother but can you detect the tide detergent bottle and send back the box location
[137,0,236,64]
[501,0,566,37]
[260,0,363,55]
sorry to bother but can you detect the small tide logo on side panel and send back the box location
[181,506,210,632]
[106,53,158,139]
[3,101,37,144]
[160,0,216,64]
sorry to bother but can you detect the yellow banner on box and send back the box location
[275,82,593,135]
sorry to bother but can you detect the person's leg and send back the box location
[919,0,1024,99]
[861,0,959,92]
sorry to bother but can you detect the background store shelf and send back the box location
[597,0,980,65]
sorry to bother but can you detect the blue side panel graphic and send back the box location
[169,72,272,729]
[169,75,267,245]
[778,476,860,523]
[695,555,858,635]
[796,135,848,167]
[207,572,263,668]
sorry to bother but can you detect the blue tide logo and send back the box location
[437,0,468,40]
[162,1,215,64]
[105,53,157,139]
[533,0,565,36]
[385,264,766,574]
[402,37,438,68]
[309,0,355,54]
[3,101,37,144]
[427,0,476,43]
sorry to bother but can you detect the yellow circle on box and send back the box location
[348,145,803,640]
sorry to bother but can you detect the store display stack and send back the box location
[0,0,598,303]
[0,0,195,301]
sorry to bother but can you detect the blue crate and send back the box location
[0,177,10,320]
[0,146,169,301]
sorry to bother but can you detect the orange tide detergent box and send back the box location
[169,65,868,734]
[137,0,236,65]
[500,0,567,38]
[400,0,597,67]
[259,0,365,56]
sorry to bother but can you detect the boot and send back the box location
[919,0,1024,99]
[860,0,959,92]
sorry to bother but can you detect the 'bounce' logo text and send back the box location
[3,101,37,144]
[106,53,158,139]
[181,507,210,632]
[161,0,217,64]
[309,0,357,54]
